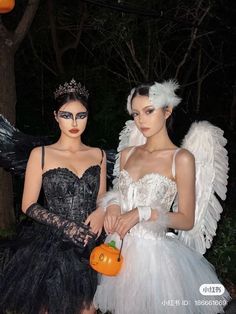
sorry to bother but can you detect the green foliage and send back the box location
[206,210,236,284]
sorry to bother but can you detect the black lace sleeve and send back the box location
[26,203,95,247]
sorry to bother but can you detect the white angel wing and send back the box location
[175,121,229,254]
[112,120,146,186]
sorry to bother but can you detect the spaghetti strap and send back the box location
[100,149,104,165]
[41,146,45,170]
[125,147,136,164]
[171,148,181,179]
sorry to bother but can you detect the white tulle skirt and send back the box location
[94,232,231,314]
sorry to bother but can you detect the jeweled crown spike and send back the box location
[54,79,89,99]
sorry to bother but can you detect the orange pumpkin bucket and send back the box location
[0,0,15,13]
[90,240,123,276]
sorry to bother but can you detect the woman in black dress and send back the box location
[0,79,106,314]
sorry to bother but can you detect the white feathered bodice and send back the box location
[118,169,177,238]
[119,169,177,212]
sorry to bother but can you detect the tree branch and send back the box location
[28,33,57,76]
[13,0,40,51]
[196,47,202,113]
[61,2,87,55]
[47,0,64,74]
[104,67,130,82]
[175,1,211,79]
[126,40,148,81]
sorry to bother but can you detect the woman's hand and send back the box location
[104,205,121,235]
[85,208,105,238]
[114,208,139,239]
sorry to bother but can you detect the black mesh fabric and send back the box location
[0,165,101,314]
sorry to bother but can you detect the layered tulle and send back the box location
[0,223,97,314]
[94,233,231,314]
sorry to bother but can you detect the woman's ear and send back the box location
[164,106,173,119]
[54,111,58,123]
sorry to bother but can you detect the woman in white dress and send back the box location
[94,80,231,314]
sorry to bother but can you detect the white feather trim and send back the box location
[175,121,229,254]
[126,80,181,114]
[149,80,181,109]
[99,190,120,211]
[112,120,146,186]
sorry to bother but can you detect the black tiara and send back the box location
[54,79,89,99]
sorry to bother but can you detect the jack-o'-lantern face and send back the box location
[99,253,105,261]
[90,241,123,276]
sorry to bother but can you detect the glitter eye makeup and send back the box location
[75,112,88,119]
[58,111,73,119]
[131,107,155,119]
[58,111,88,120]
[145,108,155,115]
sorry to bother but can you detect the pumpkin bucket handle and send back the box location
[117,239,124,262]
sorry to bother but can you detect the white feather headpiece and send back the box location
[127,79,181,114]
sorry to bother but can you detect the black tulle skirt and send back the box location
[0,222,98,314]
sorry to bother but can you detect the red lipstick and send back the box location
[140,127,150,132]
[69,128,79,134]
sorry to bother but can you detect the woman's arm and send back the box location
[22,147,43,212]
[98,149,107,198]
[85,149,107,237]
[105,147,139,235]
[103,147,135,234]
[151,149,195,231]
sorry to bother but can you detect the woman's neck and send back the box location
[143,128,176,152]
[55,135,85,152]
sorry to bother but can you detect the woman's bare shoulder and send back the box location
[30,144,57,159]
[85,146,104,155]
[26,146,43,170]
[29,146,43,158]
[176,148,195,166]
[120,146,135,156]
[83,146,105,163]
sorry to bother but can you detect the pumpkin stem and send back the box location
[108,240,116,248]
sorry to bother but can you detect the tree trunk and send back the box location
[0,0,40,229]
[0,43,16,228]
[0,170,15,229]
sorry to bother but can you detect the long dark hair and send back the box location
[130,83,153,101]
[53,92,89,113]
